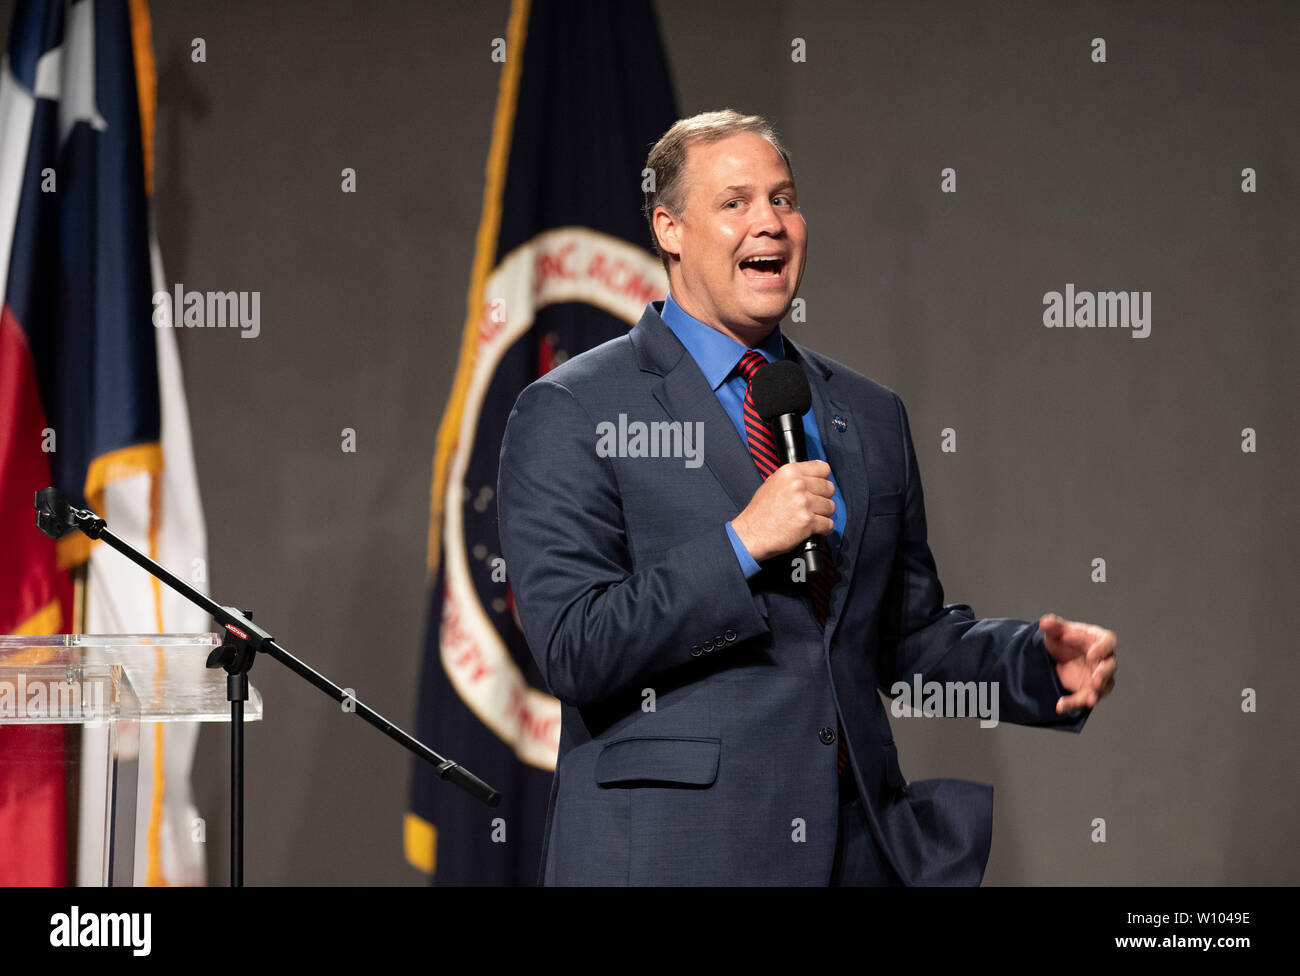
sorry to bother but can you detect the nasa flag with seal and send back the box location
[405,0,678,883]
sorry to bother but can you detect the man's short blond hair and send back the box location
[642,109,794,272]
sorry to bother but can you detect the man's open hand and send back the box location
[1039,613,1117,714]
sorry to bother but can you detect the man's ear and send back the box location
[652,205,682,261]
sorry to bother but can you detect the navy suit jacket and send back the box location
[497,301,1088,885]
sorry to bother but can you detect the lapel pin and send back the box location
[832,415,848,432]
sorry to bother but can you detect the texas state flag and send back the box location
[0,0,210,886]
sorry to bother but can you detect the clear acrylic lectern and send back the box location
[0,634,262,885]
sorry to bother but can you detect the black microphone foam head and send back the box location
[750,359,811,421]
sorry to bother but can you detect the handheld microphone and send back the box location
[750,360,827,578]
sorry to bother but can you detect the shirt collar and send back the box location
[660,291,786,390]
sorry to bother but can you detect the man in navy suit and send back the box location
[497,109,1117,885]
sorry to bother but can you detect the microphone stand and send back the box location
[34,488,500,887]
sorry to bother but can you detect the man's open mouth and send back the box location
[738,255,786,280]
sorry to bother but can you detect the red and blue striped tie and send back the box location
[737,350,847,775]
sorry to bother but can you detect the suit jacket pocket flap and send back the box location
[594,736,721,787]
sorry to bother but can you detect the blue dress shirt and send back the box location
[659,292,846,579]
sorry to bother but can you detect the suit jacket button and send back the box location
[702,640,714,652]
[713,635,725,646]
[724,629,736,642]
[818,727,836,745]
[690,643,702,657]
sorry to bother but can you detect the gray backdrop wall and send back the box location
[4,0,1294,884]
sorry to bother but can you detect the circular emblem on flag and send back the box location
[437,228,667,769]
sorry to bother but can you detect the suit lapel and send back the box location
[655,365,764,514]
[632,304,763,515]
